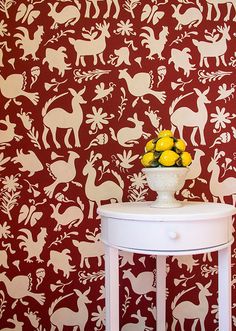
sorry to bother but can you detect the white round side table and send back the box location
[97,201,236,331]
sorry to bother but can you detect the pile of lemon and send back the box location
[141,130,192,167]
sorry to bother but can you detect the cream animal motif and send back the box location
[85,0,99,18]
[170,88,211,146]
[18,199,46,226]
[12,149,43,177]
[0,314,24,331]
[112,47,131,66]
[172,255,199,273]
[83,151,124,218]
[140,26,169,60]
[43,47,71,77]
[121,309,154,331]
[104,0,120,18]
[49,288,91,331]
[110,113,150,147]
[47,249,76,279]
[168,48,195,77]
[14,26,44,61]
[0,250,9,268]
[15,3,40,24]
[216,83,235,101]
[92,82,116,101]
[0,41,10,67]
[122,269,156,303]
[171,2,203,30]
[44,151,80,198]
[72,232,104,268]
[0,272,46,307]
[185,148,205,187]
[192,24,231,67]
[85,0,120,18]
[206,0,236,21]
[42,88,86,149]
[17,227,47,263]
[17,110,33,130]
[144,109,161,129]
[112,149,139,170]
[0,116,22,147]
[207,149,236,204]
[24,309,40,329]
[69,21,110,66]
[171,281,212,331]
[48,1,81,29]
[50,197,84,231]
[0,73,39,108]
[118,69,166,106]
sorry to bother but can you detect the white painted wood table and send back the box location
[97,201,236,331]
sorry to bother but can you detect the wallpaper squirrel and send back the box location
[0,0,236,330]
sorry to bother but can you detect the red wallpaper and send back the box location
[0,0,236,330]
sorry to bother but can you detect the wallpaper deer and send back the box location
[0,0,235,330]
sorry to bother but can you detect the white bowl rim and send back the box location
[142,167,189,172]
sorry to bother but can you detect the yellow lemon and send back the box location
[181,151,192,167]
[175,139,186,152]
[158,150,179,166]
[141,152,155,167]
[155,136,174,151]
[158,129,173,139]
[145,139,156,152]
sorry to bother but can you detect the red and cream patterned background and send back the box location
[0,0,236,330]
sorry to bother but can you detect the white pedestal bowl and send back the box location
[142,167,189,208]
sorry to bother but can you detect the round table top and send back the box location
[97,201,236,222]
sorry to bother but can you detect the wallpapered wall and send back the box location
[0,0,236,330]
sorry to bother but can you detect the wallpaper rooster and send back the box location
[18,227,47,263]
[14,25,44,61]
[140,26,169,60]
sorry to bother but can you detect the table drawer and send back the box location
[101,216,231,252]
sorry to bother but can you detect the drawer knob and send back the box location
[169,231,178,239]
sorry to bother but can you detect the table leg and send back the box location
[218,245,231,331]
[105,244,119,331]
[156,255,167,331]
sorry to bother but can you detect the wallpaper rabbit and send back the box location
[0,0,235,330]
